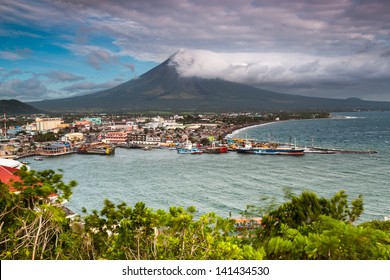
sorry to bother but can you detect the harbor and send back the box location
[1,111,388,223]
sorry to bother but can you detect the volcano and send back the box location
[28,52,390,113]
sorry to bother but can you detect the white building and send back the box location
[35,117,62,132]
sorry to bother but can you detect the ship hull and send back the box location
[237,148,304,156]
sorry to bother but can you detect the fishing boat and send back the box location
[34,156,44,161]
[177,140,203,154]
[204,145,228,154]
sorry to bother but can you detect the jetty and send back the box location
[304,147,377,154]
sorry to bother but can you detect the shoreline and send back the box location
[228,114,336,139]
[227,120,284,138]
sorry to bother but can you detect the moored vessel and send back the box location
[78,142,115,155]
[237,141,304,156]
[177,140,203,154]
[204,146,228,154]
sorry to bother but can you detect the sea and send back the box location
[26,111,390,222]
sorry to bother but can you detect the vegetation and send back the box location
[33,132,58,142]
[1,168,389,260]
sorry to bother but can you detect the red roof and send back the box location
[0,165,59,200]
[0,165,22,192]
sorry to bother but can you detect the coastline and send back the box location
[228,114,334,139]
[227,121,281,138]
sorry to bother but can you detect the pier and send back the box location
[304,147,377,154]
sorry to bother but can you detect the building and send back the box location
[35,117,62,132]
[64,133,84,143]
[38,143,74,156]
[81,117,102,125]
[146,135,161,143]
[0,143,20,157]
[128,134,146,143]
[104,131,129,144]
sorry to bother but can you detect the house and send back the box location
[0,165,23,193]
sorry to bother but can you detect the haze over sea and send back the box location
[28,111,390,222]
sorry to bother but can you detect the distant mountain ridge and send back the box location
[28,53,390,113]
[0,99,44,114]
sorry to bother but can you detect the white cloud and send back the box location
[41,71,85,83]
[61,80,121,93]
[0,51,24,60]
[168,49,390,100]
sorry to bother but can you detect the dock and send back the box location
[304,147,377,154]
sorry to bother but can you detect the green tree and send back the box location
[265,216,390,260]
[257,190,363,240]
[0,167,77,260]
[33,132,58,142]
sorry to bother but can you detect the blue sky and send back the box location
[1,0,390,102]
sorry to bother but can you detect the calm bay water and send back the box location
[27,111,390,222]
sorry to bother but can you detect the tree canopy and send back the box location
[1,168,389,260]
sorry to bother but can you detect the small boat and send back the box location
[177,140,203,154]
[177,147,203,154]
[21,161,29,164]
[202,142,228,154]
[204,146,228,154]
[34,157,43,161]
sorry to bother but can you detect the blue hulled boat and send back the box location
[177,141,203,154]
[236,141,304,156]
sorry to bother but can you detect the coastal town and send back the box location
[0,112,375,163]
[0,111,331,160]
[0,113,328,160]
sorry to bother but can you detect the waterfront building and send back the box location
[128,134,146,142]
[38,143,74,156]
[0,143,19,157]
[145,135,161,143]
[36,117,63,132]
[104,131,129,144]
